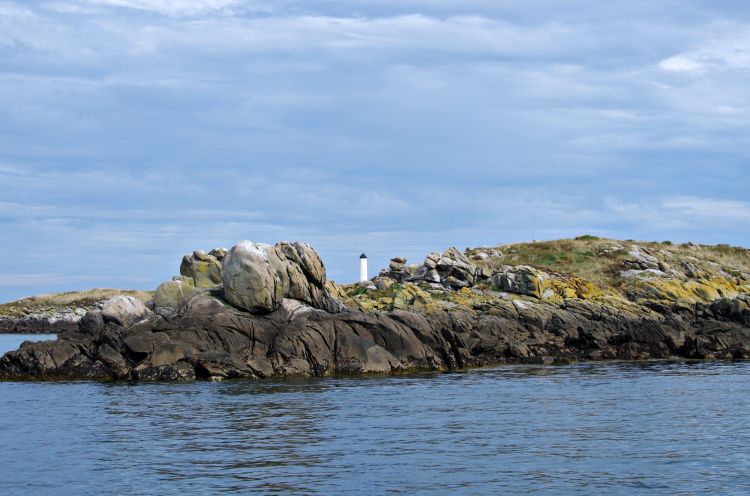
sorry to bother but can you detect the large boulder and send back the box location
[435,247,476,289]
[153,279,199,318]
[221,240,344,314]
[275,241,326,286]
[272,241,343,312]
[389,257,407,272]
[490,265,549,298]
[101,295,151,328]
[180,250,223,288]
[378,249,476,288]
[222,242,283,313]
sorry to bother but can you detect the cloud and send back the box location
[81,0,244,15]
[659,55,704,72]
[659,23,750,73]
[0,1,749,300]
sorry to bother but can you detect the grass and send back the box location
[470,237,750,291]
[0,288,154,318]
[470,238,629,287]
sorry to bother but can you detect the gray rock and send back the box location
[208,248,227,261]
[625,246,661,271]
[424,252,441,269]
[222,240,343,314]
[222,241,283,313]
[101,296,151,328]
[79,310,104,334]
[5,240,750,383]
[436,247,476,288]
[389,257,406,272]
[153,279,198,318]
[490,265,548,298]
[180,250,223,288]
[620,269,669,279]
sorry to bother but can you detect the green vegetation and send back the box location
[470,238,629,287]
[470,237,750,298]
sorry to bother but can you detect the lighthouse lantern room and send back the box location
[359,253,368,282]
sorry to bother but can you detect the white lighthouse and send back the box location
[359,253,368,282]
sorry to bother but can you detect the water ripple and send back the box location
[1,362,750,495]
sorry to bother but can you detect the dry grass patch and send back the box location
[470,237,630,289]
[0,288,154,318]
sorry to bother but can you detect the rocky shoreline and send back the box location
[0,313,83,334]
[0,289,152,335]
[1,238,749,381]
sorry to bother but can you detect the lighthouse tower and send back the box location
[359,253,368,282]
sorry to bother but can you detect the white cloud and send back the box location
[659,55,704,72]
[1,1,750,300]
[82,0,243,15]
[659,24,750,73]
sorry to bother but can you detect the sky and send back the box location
[1,0,750,302]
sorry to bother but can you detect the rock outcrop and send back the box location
[222,241,343,314]
[378,247,478,289]
[1,238,749,382]
[180,249,224,288]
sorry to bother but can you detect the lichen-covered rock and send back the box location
[490,265,548,298]
[153,279,198,318]
[208,248,227,261]
[4,286,750,381]
[392,284,431,310]
[3,238,750,382]
[180,250,223,288]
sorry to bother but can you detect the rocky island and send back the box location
[1,237,749,381]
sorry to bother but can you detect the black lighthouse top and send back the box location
[360,253,367,259]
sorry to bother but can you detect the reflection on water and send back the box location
[2,361,750,495]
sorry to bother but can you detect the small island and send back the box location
[1,236,748,381]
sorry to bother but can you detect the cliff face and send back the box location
[1,238,749,381]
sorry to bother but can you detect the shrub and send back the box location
[575,234,600,241]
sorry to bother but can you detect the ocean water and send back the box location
[1,339,749,494]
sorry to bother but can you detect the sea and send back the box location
[1,334,749,495]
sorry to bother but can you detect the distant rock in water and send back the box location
[1,238,749,381]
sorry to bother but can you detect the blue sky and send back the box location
[1,0,750,302]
